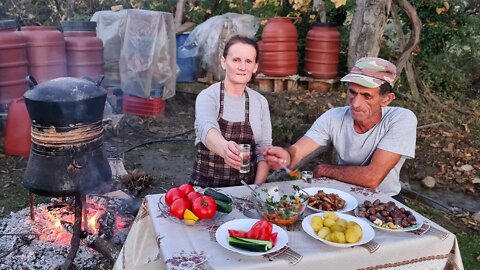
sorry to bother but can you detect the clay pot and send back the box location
[304,23,341,79]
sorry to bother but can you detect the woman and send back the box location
[190,35,272,187]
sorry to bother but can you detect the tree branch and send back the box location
[393,0,422,75]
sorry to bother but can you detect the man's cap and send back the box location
[340,57,397,88]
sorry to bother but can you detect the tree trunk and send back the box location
[391,3,421,101]
[347,0,392,69]
[312,0,327,23]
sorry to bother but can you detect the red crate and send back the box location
[122,95,165,117]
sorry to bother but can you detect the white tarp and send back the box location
[91,9,176,99]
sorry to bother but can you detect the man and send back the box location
[264,57,417,200]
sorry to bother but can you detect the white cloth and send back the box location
[305,106,417,196]
[113,180,463,270]
[194,81,272,161]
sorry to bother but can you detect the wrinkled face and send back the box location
[221,43,258,85]
[347,83,394,123]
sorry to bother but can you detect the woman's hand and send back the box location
[222,141,242,169]
[261,146,291,170]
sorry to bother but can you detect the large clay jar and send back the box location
[260,17,298,76]
[21,26,68,83]
[62,21,104,80]
[304,22,341,79]
[0,20,29,110]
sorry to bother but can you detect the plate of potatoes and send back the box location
[302,212,375,248]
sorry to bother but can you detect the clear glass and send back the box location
[238,144,251,174]
[301,171,313,183]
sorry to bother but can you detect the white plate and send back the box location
[302,212,375,248]
[302,187,358,213]
[354,207,424,232]
[215,218,289,256]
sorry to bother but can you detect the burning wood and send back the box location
[61,221,120,262]
[0,193,135,269]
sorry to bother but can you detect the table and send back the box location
[113,179,464,270]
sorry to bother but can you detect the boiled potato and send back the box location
[324,211,338,221]
[311,216,324,232]
[330,231,346,243]
[323,218,336,228]
[345,227,362,243]
[336,218,347,228]
[317,226,331,239]
[330,224,346,233]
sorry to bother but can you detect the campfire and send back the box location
[0,193,135,269]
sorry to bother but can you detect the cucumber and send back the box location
[228,237,272,252]
[204,188,232,203]
[215,199,233,213]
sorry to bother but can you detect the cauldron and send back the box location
[23,76,112,197]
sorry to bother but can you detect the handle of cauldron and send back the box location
[26,75,38,89]
[96,74,105,87]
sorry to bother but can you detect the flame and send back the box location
[55,219,61,228]
[87,210,101,234]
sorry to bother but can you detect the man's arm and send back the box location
[254,160,269,185]
[314,148,401,189]
[264,136,321,170]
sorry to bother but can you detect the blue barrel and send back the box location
[176,33,196,82]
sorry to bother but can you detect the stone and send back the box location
[421,176,436,189]
[472,177,480,184]
[460,164,474,172]
[473,211,480,223]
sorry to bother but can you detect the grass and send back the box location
[407,198,480,269]
[457,234,480,270]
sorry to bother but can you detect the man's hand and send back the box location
[261,146,291,170]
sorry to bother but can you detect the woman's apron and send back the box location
[190,82,256,187]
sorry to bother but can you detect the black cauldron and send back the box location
[23,76,112,197]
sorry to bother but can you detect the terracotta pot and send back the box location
[62,21,104,79]
[21,26,68,83]
[0,20,28,108]
[260,17,298,76]
[304,22,341,79]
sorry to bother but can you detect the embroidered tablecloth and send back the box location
[113,179,464,270]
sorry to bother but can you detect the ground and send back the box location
[0,82,479,267]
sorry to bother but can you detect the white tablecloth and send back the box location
[114,179,464,270]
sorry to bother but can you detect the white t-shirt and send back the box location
[305,106,417,196]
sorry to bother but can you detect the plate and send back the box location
[354,207,424,232]
[302,187,358,213]
[215,218,289,256]
[301,212,375,248]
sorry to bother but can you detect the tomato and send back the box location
[165,188,186,206]
[186,191,202,204]
[228,229,248,238]
[179,183,195,195]
[169,197,191,219]
[192,196,217,219]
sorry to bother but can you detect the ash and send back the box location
[0,205,120,270]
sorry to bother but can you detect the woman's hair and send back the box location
[222,35,259,63]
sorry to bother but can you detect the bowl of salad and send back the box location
[251,183,309,226]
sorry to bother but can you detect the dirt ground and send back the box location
[0,82,479,238]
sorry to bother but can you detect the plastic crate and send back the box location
[122,95,165,117]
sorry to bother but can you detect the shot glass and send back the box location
[301,171,313,183]
[238,144,251,174]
